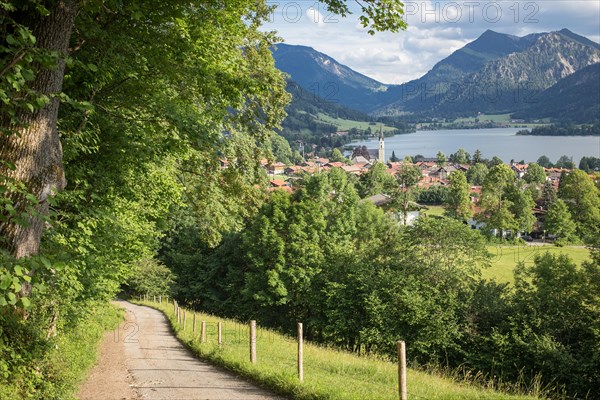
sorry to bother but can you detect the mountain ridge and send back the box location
[274,29,600,121]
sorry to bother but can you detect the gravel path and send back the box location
[78,301,283,400]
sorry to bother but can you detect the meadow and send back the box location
[139,300,539,400]
[485,245,591,283]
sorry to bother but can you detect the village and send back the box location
[234,128,577,236]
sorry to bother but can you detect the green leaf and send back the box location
[0,276,11,290]
[20,297,31,308]
[6,292,17,305]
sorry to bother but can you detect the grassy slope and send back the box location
[485,246,591,284]
[140,300,537,400]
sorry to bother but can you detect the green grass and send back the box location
[452,114,549,128]
[485,245,591,284]
[0,302,123,400]
[315,113,398,133]
[140,300,538,400]
[423,205,446,217]
[50,303,123,399]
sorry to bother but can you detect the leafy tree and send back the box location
[478,164,518,236]
[392,164,422,225]
[540,181,557,209]
[390,150,399,162]
[487,156,504,168]
[466,163,488,185]
[268,134,295,164]
[351,145,371,160]
[579,156,600,172]
[472,149,484,164]
[544,199,578,244]
[523,163,546,184]
[436,150,447,167]
[449,148,470,164]
[330,148,349,163]
[445,171,473,221]
[0,0,408,260]
[358,161,396,197]
[557,169,600,242]
[127,259,175,297]
[508,253,600,396]
[505,182,536,234]
[416,185,449,204]
[536,155,553,168]
[555,155,575,169]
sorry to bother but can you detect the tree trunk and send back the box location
[0,1,77,258]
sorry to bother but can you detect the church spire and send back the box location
[378,124,385,163]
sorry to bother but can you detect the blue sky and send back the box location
[263,1,600,84]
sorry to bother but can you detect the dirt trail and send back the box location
[78,301,283,400]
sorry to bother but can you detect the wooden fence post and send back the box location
[193,313,197,333]
[159,295,162,304]
[298,322,304,382]
[183,310,187,329]
[249,320,256,364]
[201,321,206,343]
[218,322,222,345]
[397,340,407,400]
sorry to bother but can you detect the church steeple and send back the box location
[378,124,385,163]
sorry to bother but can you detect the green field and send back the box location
[315,113,398,133]
[452,113,549,127]
[140,300,538,400]
[485,245,591,283]
[423,205,446,216]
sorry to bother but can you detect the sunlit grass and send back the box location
[485,245,591,284]
[141,301,538,400]
[422,205,446,217]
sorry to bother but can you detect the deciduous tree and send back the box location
[445,171,473,221]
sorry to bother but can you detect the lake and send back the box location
[351,128,600,164]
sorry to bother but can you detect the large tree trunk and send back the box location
[0,1,77,258]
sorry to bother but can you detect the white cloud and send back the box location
[263,0,600,84]
[306,7,324,27]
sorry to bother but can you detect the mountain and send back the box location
[274,29,600,119]
[271,44,389,112]
[377,29,600,116]
[280,79,373,135]
[511,62,600,123]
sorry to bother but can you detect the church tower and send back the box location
[378,124,385,163]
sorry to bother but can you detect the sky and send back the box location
[263,1,600,84]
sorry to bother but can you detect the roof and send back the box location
[270,179,288,187]
[351,156,370,164]
[364,193,392,207]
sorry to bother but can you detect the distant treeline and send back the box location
[516,123,600,136]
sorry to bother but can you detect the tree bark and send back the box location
[0,1,77,258]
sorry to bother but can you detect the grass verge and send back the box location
[139,300,538,400]
[0,302,123,400]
